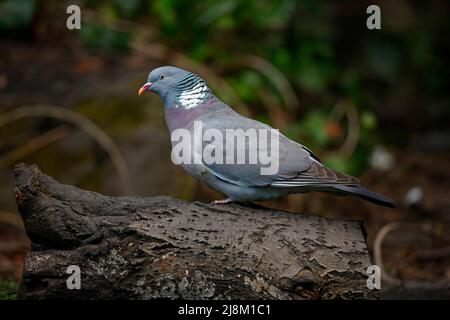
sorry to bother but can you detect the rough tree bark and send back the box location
[14,163,376,299]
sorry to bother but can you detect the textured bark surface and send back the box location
[14,163,376,299]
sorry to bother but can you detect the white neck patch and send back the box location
[178,82,208,110]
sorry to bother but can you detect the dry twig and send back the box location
[0,105,133,194]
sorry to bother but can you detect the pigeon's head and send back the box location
[139,66,211,108]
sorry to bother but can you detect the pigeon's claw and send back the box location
[210,198,233,205]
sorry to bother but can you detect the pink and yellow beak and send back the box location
[138,82,152,96]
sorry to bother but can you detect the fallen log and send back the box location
[14,163,376,299]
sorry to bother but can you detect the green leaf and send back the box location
[361,111,377,130]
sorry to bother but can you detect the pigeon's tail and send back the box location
[333,185,396,208]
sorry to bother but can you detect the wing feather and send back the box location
[271,162,360,187]
[193,109,313,187]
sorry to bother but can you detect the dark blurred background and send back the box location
[0,0,449,299]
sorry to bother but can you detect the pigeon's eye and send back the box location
[159,74,166,80]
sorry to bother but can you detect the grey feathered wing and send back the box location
[197,110,395,207]
[198,111,314,187]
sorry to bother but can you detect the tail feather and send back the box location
[332,185,396,208]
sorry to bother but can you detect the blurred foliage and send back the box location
[1,0,449,174]
[0,0,35,29]
[0,277,18,300]
[80,24,132,52]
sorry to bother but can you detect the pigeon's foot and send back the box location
[210,198,233,205]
